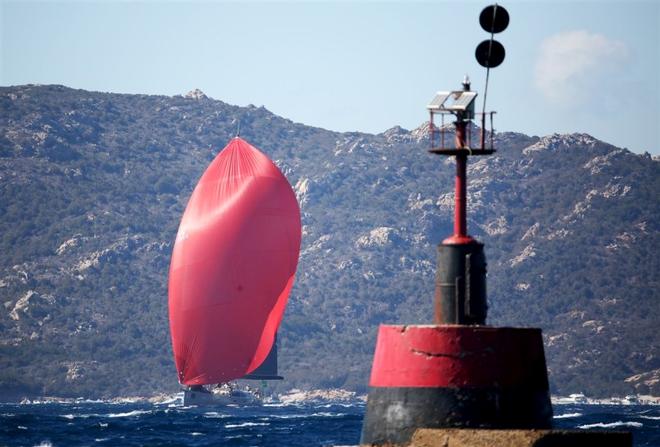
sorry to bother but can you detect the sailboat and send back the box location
[168,137,302,406]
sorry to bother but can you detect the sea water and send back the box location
[1,396,658,446]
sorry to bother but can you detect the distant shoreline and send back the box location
[552,394,660,406]
[4,390,659,406]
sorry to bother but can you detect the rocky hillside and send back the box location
[0,85,658,399]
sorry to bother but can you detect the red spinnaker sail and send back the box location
[168,137,301,385]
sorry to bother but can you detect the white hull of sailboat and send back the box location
[183,389,261,407]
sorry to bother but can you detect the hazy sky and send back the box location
[2,1,659,154]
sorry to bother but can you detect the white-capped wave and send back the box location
[22,398,59,405]
[225,422,270,428]
[94,438,109,442]
[60,413,99,419]
[106,410,151,418]
[107,397,144,404]
[203,412,229,419]
[21,398,52,404]
[267,412,347,420]
[99,422,108,427]
[151,394,183,406]
[312,411,346,418]
[318,402,362,409]
[579,421,643,429]
[190,432,204,436]
[155,397,181,406]
[20,395,185,406]
[640,415,660,420]
[18,425,28,430]
[32,442,53,447]
[554,412,582,419]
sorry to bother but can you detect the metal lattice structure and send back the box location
[426,81,497,154]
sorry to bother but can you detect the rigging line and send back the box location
[482,3,498,117]
[482,67,491,116]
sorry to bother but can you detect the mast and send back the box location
[426,77,493,325]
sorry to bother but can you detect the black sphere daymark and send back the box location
[479,4,509,33]
[475,39,505,68]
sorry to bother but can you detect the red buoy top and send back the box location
[369,325,549,389]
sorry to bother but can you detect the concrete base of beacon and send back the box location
[406,428,632,447]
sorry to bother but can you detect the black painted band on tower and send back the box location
[362,387,553,445]
[434,242,488,325]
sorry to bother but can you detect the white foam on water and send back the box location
[25,399,46,405]
[94,439,109,443]
[105,410,151,418]
[107,397,143,404]
[225,422,270,428]
[554,412,583,419]
[190,432,204,436]
[99,422,108,427]
[318,403,361,409]
[267,413,307,419]
[266,411,347,420]
[60,413,98,419]
[18,426,28,430]
[20,395,186,406]
[640,415,660,420]
[155,397,181,406]
[578,421,643,429]
[36,398,104,405]
[203,412,230,419]
[22,398,65,405]
[32,442,53,447]
[152,394,183,406]
[311,412,346,418]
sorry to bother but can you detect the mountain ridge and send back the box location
[0,84,658,400]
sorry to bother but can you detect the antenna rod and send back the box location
[481,3,498,149]
[455,152,468,238]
